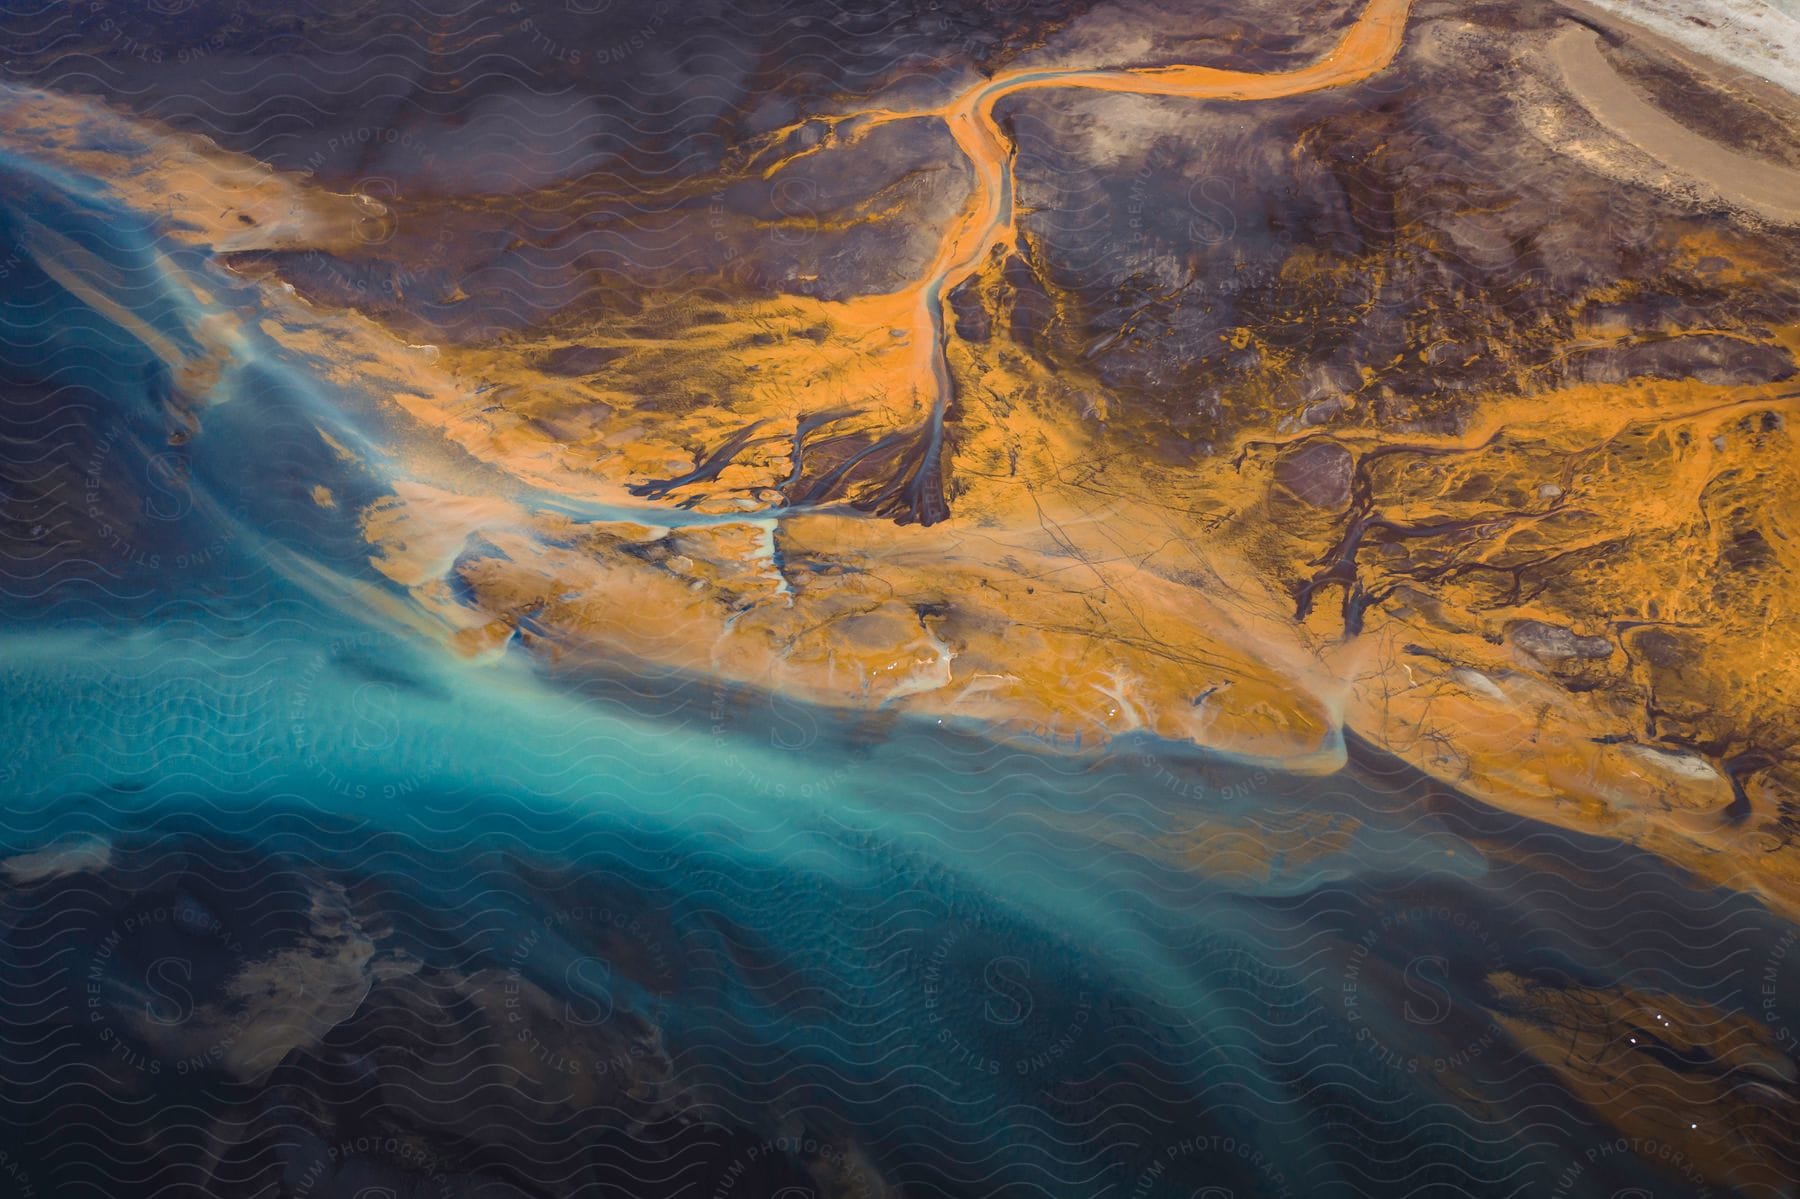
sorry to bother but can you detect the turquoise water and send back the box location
[1,105,1793,1199]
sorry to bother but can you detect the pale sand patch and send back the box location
[1576,0,1800,95]
[1,837,112,884]
[1552,25,1800,223]
[0,82,379,253]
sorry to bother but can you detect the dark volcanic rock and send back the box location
[537,345,629,376]
[950,279,992,342]
[1510,620,1614,662]
[1274,441,1354,509]
[1572,335,1795,386]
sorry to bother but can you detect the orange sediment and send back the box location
[747,0,1416,517]
[8,0,1800,922]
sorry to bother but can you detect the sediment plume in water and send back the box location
[0,0,1797,1194]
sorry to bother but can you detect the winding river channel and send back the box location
[746,0,1415,519]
